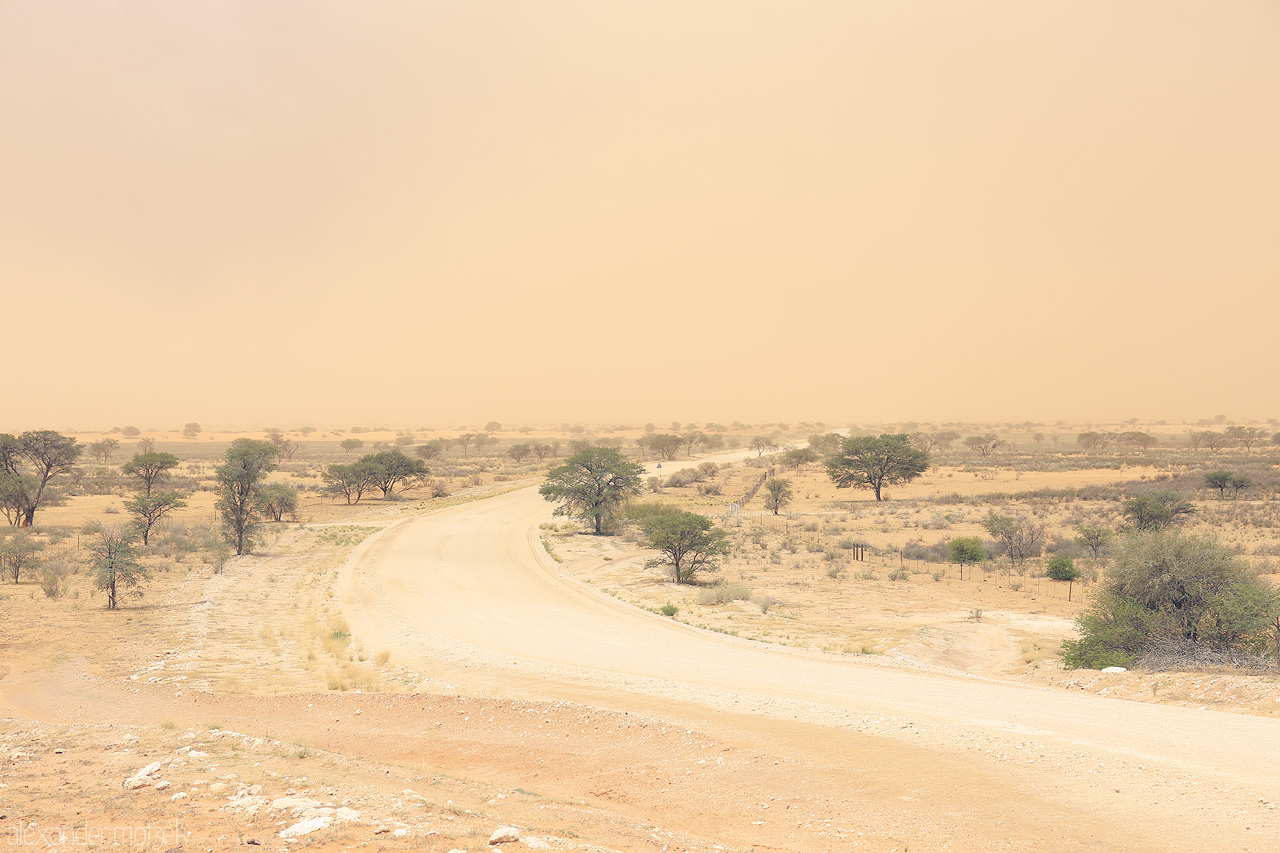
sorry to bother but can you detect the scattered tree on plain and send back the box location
[182,422,203,439]
[1,530,44,583]
[124,491,187,545]
[323,461,378,505]
[629,504,730,584]
[265,430,299,460]
[964,434,1004,457]
[762,478,793,515]
[0,431,82,528]
[825,434,929,501]
[807,433,842,455]
[981,511,1045,569]
[947,536,985,579]
[1046,555,1082,601]
[89,525,149,610]
[1074,523,1114,559]
[365,450,428,497]
[215,439,279,555]
[87,438,120,463]
[681,431,706,456]
[415,439,449,461]
[1225,425,1269,451]
[122,451,180,496]
[1121,490,1196,531]
[1117,431,1157,450]
[539,447,644,535]
[750,436,777,457]
[340,438,364,454]
[255,482,299,522]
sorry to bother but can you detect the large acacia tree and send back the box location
[539,447,644,534]
[825,434,929,501]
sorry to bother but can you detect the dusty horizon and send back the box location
[3,1,1277,430]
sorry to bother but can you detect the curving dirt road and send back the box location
[339,481,1280,851]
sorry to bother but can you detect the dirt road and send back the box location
[335,483,1280,851]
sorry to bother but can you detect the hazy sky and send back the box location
[3,1,1277,430]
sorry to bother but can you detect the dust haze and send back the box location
[2,1,1277,430]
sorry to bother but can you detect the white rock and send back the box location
[170,792,188,801]
[124,776,150,790]
[188,750,209,759]
[522,837,551,850]
[489,826,521,845]
[392,829,408,838]
[1100,666,1127,673]
[134,761,163,778]
[279,816,332,838]
[335,807,361,823]
[155,780,171,791]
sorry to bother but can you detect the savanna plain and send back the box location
[4,419,1280,853]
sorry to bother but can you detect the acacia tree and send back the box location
[1074,523,1114,559]
[981,512,1045,569]
[340,438,364,454]
[750,436,777,457]
[215,439,279,555]
[1,530,44,583]
[1204,471,1234,498]
[124,491,187,545]
[825,434,929,501]
[762,478,793,515]
[122,452,180,496]
[365,450,428,497]
[87,438,120,463]
[681,431,706,456]
[323,460,378,505]
[539,447,644,534]
[255,483,299,521]
[964,434,1004,457]
[1121,490,1195,531]
[89,525,148,610]
[265,430,299,460]
[1046,555,1082,601]
[0,431,82,527]
[947,536,985,579]
[632,506,729,584]
[1226,425,1269,451]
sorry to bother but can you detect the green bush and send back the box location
[1063,531,1278,669]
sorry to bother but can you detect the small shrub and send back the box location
[660,603,679,617]
[887,569,909,582]
[40,567,62,599]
